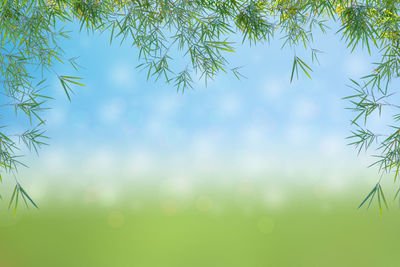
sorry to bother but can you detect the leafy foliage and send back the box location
[1,0,400,212]
[8,183,38,214]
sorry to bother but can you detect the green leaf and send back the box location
[290,57,297,83]
[358,185,377,209]
[14,188,19,215]
[379,186,388,210]
[19,186,39,209]
[8,185,17,211]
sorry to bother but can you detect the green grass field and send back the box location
[0,187,399,267]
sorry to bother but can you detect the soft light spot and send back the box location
[315,172,347,197]
[97,184,118,206]
[286,124,310,146]
[239,152,269,174]
[155,94,182,116]
[99,98,127,123]
[238,179,254,195]
[242,124,270,146]
[262,79,284,100]
[83,149,116,176]
[319,135,344,157]
[293,98,319,121]
[109,63,135,89]
[218,95,241,117]
[163,176,192,197]
[263,188,285,209]
[123,151,153,176]
[41,148,68,175]
[344,54,369,78]
[47,108,67,127]
[191,131,221,170]
[24,180,48,202]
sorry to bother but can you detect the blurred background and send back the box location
[0,24,399,267]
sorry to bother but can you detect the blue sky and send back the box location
[9,21,396,204]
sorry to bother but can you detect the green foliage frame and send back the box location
[1,0,400,213]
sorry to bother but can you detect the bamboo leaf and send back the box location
[19,186,39,209]
[358,185,377,209]
[8,185,17,211]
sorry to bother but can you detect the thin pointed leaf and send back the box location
[19,187,38,209]
[8,185,17,210]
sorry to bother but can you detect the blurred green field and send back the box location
[0,187,399,267]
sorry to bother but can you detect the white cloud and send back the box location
[218,94,241,117]
[190,130,224,171]
[145,117,164,136]
[344,55,370,78]
[109,63,135,90]
[262,79,285,100]
[41,148,69,175]
[82,149,117,177]
[47,108,67,127]
[123,151,154,177]
[319,135,345,158]
[99,98,127,123]
[79,35,92,49]
[156,94,182,115]
[241,123,271,146]
[238,152,269,174]
[292,98,319,121]
[327,97,345,123]
[285,124,311,147]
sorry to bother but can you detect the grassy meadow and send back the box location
[0,179,399,267]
